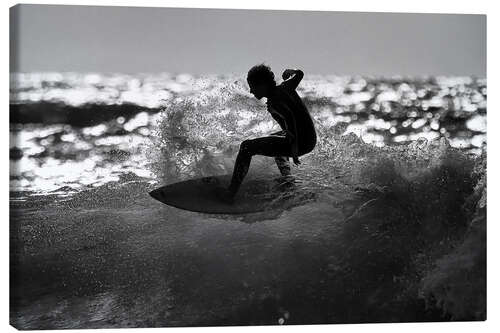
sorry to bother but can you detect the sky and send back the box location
[10,4,486,76]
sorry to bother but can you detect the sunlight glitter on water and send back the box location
[10,73,486,194]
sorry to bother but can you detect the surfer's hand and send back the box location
[285,130,295,143]
[293,156,301,165]
[282,69,295,80]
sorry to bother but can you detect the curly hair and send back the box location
[247,64,276,87]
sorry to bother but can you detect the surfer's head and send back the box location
[247,64,276,100]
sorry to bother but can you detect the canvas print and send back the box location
[10,4,486,329]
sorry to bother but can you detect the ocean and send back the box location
[10,72,486,328]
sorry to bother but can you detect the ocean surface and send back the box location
[10,72,486,328]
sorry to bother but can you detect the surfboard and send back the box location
[149,174,315,214]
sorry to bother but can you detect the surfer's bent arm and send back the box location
[270,107,299,163]
[282,69,304,90]
[288,113,300,163]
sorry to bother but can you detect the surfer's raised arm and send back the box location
[282,69,304,90]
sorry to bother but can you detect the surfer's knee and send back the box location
[239,139,255,156]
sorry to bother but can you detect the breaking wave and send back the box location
[149,79,486,320]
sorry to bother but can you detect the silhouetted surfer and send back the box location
[216,64,317,203]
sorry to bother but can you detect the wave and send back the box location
[10,102,159,127]
[9,74,486,325]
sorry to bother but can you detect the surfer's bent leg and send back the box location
[269,131,291,176]
[274,156,291,176]
[228,136,291,195]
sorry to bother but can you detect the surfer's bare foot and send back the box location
[214,186,235,204]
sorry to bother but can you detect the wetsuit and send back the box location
[228,70,317,195]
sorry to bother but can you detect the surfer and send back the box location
[217,64,317,203]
